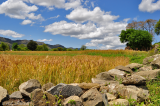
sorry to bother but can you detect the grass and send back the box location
[0,49,159,105]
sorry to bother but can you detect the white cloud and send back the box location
[37,39,53,42]
[91,2,94,8]
[27,0,81,10]
[139,0,160,13]
[0,30,24,38]
[0,0,44,20]
[21,20,33,25]
[66,7,119,25]
[85,36,127,50]
[45,7,129,50]
[48,15,60,19]
[48,7,54,10]
[65,0,81,10]
[28,0,65,8]
[84,0,89,6]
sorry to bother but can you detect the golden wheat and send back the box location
[0,50,148,94]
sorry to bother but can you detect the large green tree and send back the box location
[154,19,160,36]
[119,29,153,50]
[27,40,38,51]
[12,43,18,50]
[0,42,9,51]
[126,19,157,41]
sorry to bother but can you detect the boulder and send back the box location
[150,56,160,69]
[9,91,23,99]
[106,93,116,101]
[19,79,41,97]
[115,85,149,102]
[0,86,8,103]
[47,83,83,98]
[31,89,56,106]
[138,65,152,71]
[125,63,143,71]
[115,65,133,74]
[80,88,106,106]
[137,88,149,102]
[91,78,119,86]
[143,54,160,65]
[154,44,159,54]
[63,96,83,106]
[42,82,54,91]
[78,82,100,90]
[133,69,160,80]
[122,74,146,85]
[108,99,129,106]
[95,69,126,81]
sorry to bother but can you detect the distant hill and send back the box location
[0,37,66,50]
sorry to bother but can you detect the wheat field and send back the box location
[0,50,147,94]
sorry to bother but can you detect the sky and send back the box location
[0,0,160,50]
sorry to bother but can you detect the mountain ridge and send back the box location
[0,37,66,49]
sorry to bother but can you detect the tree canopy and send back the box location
[12,43,18,50]
[126,19,157,41]
[154,19,160,36]
[27,40,38,51]
[0,42,9,51]
[119,29,153,50]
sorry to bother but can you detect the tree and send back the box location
[126,19,157,41]
[80,45,87,50]
[63,48,67,51]
[36,45,43,51]
[119,29,153,50]
[0,42,9,51]
[57,47,63,51]
[155,19,160,36]
[12,43,18,51]
[42,44,49,51]
[27,40,38,51]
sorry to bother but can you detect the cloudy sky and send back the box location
[0,0,160,50]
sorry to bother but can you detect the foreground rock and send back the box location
[80,88,106,106]
[0,86,8,103]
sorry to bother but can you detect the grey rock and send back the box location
[31,89,56,106]
[9,91,23,99]
[91,78,119,86]
[47,83,83,98]
[133,69,160,80]
[63,96,83,106]
[0,86,8,103]
[125,63,143,70]
[81,88,105,106]
[106,93,116,101]
[122,74,146,85]
[78,82,100,90]
[19,79,41,97]
[109,99,129,106]
[143,54,160,65]
[115,65,133,74]
[42,82,54,91]
[138,65,152,71]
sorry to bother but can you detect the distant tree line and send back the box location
[0,40,88,51]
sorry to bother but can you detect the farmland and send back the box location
[0,49,159,105]
[0,50,149,94]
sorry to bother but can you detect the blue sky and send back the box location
[0,0,160,50]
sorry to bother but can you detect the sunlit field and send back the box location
[0,50,150,95]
